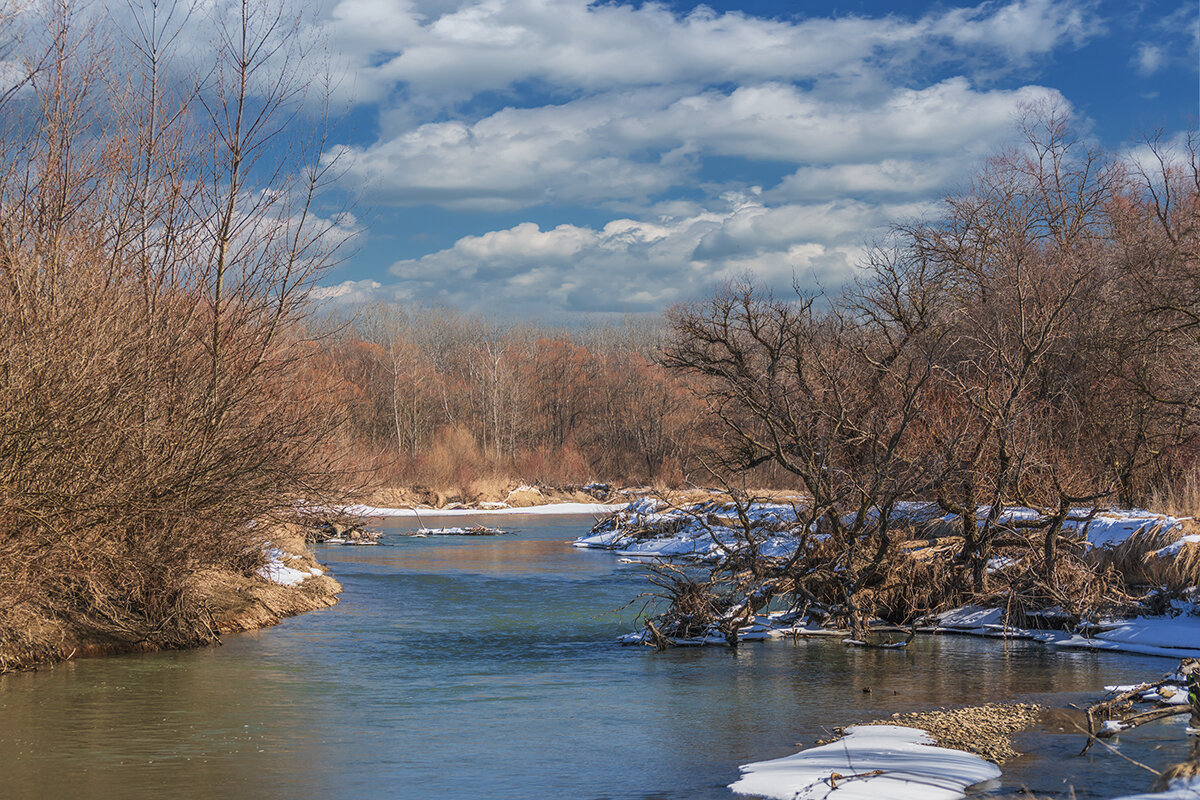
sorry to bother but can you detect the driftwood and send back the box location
[405,526,514,537]
[843,628,916,649]
[1103,706,1193,734]
[1080,659,1200,756]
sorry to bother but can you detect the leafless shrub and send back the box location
[0,0,351,664]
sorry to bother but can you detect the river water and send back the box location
[1,513,1194,799]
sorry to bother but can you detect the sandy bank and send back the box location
[350,483,803,517]
[332,500,623,518]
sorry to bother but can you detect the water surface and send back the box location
[0,514,1192,799]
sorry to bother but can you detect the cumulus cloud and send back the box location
[302,0,1109,317]
[1133,43,1165,76]
[326,89,692,210]
[318,0,1100,102]
[333,79,1063,210]
[350,195,932,315]
[311,278,385,303]
[935,0,1099,60]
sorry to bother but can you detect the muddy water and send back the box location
[0,513,1191,799]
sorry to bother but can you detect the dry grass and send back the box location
[0,524,341,673]
[1092,521,1200,592]
[1149,470,1200,519]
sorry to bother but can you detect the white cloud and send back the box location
[770,158,975,202]
[302,0,1109,317]
[1133,43,1165,76]
[352,195,934,315]
[936,0,1099,60]
[311,278,384,303]
[318,0,1100,102]
[1121,131,1194,185]
[333,79,1063,211]
[326,89,691,210]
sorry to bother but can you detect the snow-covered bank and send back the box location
[574,497,802,560]
[258,546,325,587]
[584,498,1200,658]
[616,604,1200,658]
[618,609,849,646]
[930,605,1200,660]
[574,498,1193,561]
[728,725,1001,800]
[617,595,1200,659]
[324,501,625,518]
[406,526,511,536]
[1115,775,1200,800]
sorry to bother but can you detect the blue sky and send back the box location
[304,0,1199,318]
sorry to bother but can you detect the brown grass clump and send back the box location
[504,485,550,507]
[1154,758,1200,792]
[860,544,967,624]
[1093,521,1200,593]
[1149,470,1200,519]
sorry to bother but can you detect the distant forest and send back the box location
[313,310,711,490]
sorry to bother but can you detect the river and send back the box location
[0,513,1193,799]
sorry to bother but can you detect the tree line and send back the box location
[312,309,712,492]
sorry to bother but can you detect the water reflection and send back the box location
[0,514,1190,799]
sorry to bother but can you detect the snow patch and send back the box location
[1112,774,1200,800]
[257,547,313,587]
[927,605,1200,659]
[729,725,1001,800]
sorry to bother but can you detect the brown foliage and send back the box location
[315,307,713,492]
[0,0,349,660]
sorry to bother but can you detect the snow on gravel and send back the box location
[728,725,1001,800]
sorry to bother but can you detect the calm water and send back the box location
[0,514,1193,799]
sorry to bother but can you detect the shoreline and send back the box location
[6,501,1196,798]
[580,497,1200,661]
[573,497,1200,798]
[330,500,625,518]
[0,524,342,675]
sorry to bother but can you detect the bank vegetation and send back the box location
[637,106,1200,643]
[0,0,349,670]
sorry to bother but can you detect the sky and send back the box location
[299,0,1200,319]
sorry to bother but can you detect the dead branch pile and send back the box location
[1079,659,1200,756]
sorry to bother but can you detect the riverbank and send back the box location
[353,482,803,515]
[567,497,1200,797]
[579,497,1200,660]
[3,509,1190,799]
[0,523,341,674]
[730,663,1200,800]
